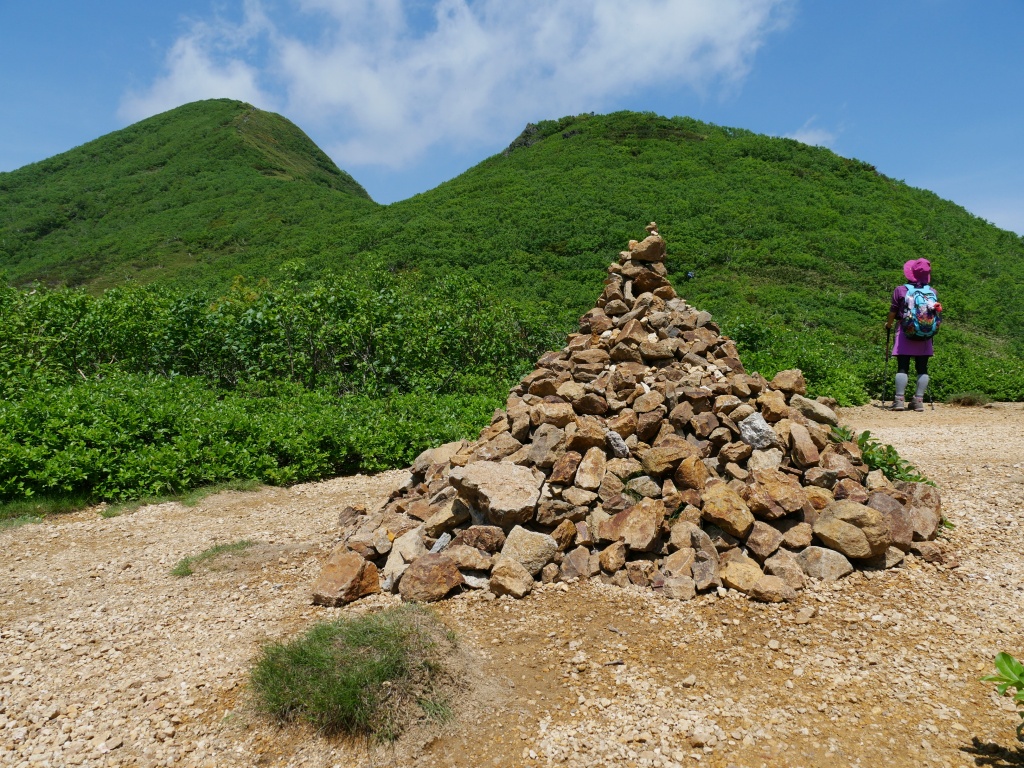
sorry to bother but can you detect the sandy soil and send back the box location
[2,403,1023,768]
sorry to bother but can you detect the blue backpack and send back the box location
[900,284,942,339]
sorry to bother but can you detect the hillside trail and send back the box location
[2,403,1023,768]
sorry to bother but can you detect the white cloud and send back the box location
[120,0,791,167]
[787,116,837,148]
[118,4,275,122]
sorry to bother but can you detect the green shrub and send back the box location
[983,653,1024,741]
[830,426,931,484]
[250,605,458,740]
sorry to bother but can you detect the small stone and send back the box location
[720,558,764,594]
[599,540,628,572]
[749,575,797,603]
[489,557,535,598]
[662,575,697,600]
[311,547,381,606]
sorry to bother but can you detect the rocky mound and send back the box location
[312,224,943,606]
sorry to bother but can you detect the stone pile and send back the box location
[312,224,943,606]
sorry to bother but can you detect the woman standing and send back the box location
[885,258,937,412]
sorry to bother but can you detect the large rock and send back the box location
[630,235,667,262]
[797,546,853,581]
[423,498,470,537]
[411,440,466,475]
[500,526,558,576]
[398,554,464,602]
[720,556,764,594]
[813,500,891,559]
[449,462,543,529]
[471,431,522,461]
[382,527,427,587]
[746,521,784,562]
[311,547,381,606]
[867,491,914,551]
[692,550,721,591]
[443,544,493,571]
[674,455,709,490]
[549,451,583,484]
[489,557,535,598]
[789,394,839,426]
[749,575,797,603]
[559,546,599,580]
[452,525,506,552]
[896,481,943,541]
[770,369,807,396]
[599,498,666,552]
[739,413,777,450]
[700,483,754,539]
[575,446,607,490]
[526,423,567,468]
[763,549,806,590]
[599,540,628,572]
[789,423,820,468]
[640,441,696,477]
[743,469,808,520]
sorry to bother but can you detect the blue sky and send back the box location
[1,1,1022,234]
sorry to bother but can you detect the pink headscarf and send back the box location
[903,258,931,286]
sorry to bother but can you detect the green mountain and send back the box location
[3,100,1024,505]
[0,99,375,288]
[4,103,1023,356]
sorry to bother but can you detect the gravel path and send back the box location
[2,404,1022,768]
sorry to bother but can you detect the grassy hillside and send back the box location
[0,99,375,288]
[367,112,1024,359]
[2,103,1023,507]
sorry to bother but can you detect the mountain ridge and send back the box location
[2,100,1022,401]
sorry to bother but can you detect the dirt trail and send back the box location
[2,404,1023,768]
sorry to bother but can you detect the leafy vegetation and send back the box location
[983,652,1024,741]
[830,425,931,484]
[250,605,458,740]
[1,100,1023,505]
[0,265,529,503]
[171,539,256,577]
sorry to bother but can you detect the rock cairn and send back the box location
[312,224,943,606]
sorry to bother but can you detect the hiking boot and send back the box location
[891,396,907,411]
[911,396,925,412]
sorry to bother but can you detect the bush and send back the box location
[250,605,458,740]
[0,373,500,502]
[945,391,992,406]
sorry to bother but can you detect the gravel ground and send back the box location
[1,403,1022,768]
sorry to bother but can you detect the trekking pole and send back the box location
[882,326,892,407]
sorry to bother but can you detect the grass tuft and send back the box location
[250,605,458,740]
[171,539,256,577]
[945,391,992,407]
[0,494,95,526]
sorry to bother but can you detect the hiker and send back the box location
[885,257,940,411]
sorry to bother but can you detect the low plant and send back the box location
[249,605,458,740]
[171,540,256,577]
[945,391,992,407]
[829,426,932,485]
[0,494,92,526]
[982,652,1024,741]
